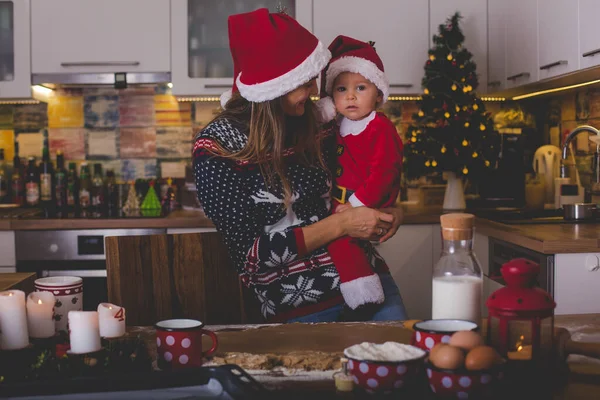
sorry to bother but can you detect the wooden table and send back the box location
[129,314,600,398]
[0,272,36,293]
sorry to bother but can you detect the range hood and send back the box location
[31,71,171,87]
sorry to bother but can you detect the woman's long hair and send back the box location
[207,92,327,204]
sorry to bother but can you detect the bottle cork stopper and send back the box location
[440,213,474,240]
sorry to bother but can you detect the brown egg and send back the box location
[429,343,448,361]
[465,346,500,371]
[449,330,484,351]
[429,344,464,370]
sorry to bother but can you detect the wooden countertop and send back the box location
[475,218,600,254]
[0,272,36,292]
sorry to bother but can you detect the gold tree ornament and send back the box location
[425,160,431,167]
[472,152,478,158]
[444,112,450,118]
[451,84,457,91]
[441,146,447,153]
[432,160,438,167]
[485,160,491,167]
[472,104,479,110]
[462,166,469,174]
[424,88,430,94]
[464,122,470,128]
[411,136,417,142]
[480,124,486,131]
[455,106,460,112]
[447,54,453,61]
[462,139,468,146]
[418,110,424,117]
[429,55,436,61]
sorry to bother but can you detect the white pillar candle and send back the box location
[97,303,126,338]
[0,290,29,350]
[68,311,101,354]
[27,292,56,339]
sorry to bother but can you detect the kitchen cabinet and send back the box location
[377,224,437,320]
[31,0,170,74]
[429,0,488,94]
[505,0,537,89]
[579,0,600,70]
[170,0,312,96]
[0,1,31,99]
[554,253,600,315]
[0,231,16,273]
[538,0,579,80]
[486,0,506,93]
[313,0,428,95]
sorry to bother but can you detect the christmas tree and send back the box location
[404,12,499,181]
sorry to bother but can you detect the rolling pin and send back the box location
[555,327,600,361]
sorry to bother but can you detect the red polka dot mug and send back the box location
[411,319,479,352]
[156,319,218,370]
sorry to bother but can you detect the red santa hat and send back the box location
[316,35,390,121]
[220,8,331,108]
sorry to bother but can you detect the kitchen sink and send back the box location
[475,208,598,224]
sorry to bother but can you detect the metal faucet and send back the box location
[560,125,600,178]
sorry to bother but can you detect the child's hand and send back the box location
[335,204,352,213]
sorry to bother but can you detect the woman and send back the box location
[193,8,407,323]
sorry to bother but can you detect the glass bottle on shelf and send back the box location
[432,213,483,324]
[11,142,23,206]
[105,169,119,215]
[79,163,92,211]
[91,163,105,212]
[54,151,68,211]
[0,149,7,203]
[66,162,79,211]
[25,157,40,207]
[39,140,54,208]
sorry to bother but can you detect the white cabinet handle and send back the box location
[539,60,567,70]
[583,48,600,58]
[487,81,501,87]
[205,84,234,89]
[61,62,140,67]
[507,72,531,81]
[389,84,414,88]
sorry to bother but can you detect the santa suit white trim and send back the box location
[325,56,390,102]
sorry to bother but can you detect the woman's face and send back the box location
[282,78,318,116]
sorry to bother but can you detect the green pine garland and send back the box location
[404,12,499,181]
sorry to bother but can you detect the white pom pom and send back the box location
[220,89,233,109]
[315,96,337,123]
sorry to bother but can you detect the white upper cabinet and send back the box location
[313,0,428,95]
[505,0,537,88]
[429,0,488,94]
[0,0,31,99]
[31,0,170,74]
[579,0,600,69]
[487,0,506,93]
[538,0,579,80]
[170,0,312,96]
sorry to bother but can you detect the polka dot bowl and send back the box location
[425,360,504,399]
[343,346,426,394]
[412,319,479,352]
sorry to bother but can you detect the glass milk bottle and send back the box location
[432,213,483,324]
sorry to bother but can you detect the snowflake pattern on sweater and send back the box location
[193,118,388,321]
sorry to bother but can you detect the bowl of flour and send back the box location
[343,342,426,393]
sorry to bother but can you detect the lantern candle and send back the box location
[507,344,533,360]
[97,303,126,338]
[68,311,101,354]
[27,292,56,339]
[0,290,29,350]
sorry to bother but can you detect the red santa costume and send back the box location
[318,35,404,310]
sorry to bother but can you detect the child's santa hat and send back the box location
[316,35,390,121]
[220,8,331,108]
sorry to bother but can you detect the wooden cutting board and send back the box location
[202,322,413,355]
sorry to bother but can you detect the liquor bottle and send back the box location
[79,163,92,210]
[54,151,68,210]
[66,162,79,210]
[91,163,105,212]
[432,213,483,324]
[25,157,40,207]
[39,140,55,208]
[105,169,119,213]
[11,143,24,206]
[0,149,7,203]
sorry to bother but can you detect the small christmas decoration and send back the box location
[122,182,139,213]
[141,181,161,210]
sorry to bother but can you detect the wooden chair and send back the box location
[105,232,263,326]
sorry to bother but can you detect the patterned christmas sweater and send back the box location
[193,118,389,322]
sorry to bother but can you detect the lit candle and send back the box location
[0,290,29,350]
[68,311,101,354]
[27,292,56,339]
[97,303,126,338]
[507,344,533,360]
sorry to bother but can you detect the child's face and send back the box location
[332,72,382,121]
[282,78,318,116]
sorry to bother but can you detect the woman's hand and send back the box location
[340,206,394,241]
[377,206,404,243]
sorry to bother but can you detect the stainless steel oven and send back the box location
[15,229,164,311]
[484,238,554,306]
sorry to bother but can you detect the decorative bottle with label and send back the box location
[54,151,68,211]
[11,142,24,206]
[25,157,40,207]
[432,213,483,324]
[66,162,79,210]
[39,140,54,209]
[79,163,92,210]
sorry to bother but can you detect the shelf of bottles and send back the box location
[187,0,295,79]
[0,2,14,83]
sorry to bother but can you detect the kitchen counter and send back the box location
[475,217,600,254]
[0,272,36,292]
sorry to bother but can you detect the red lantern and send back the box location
[486,258,556,365]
